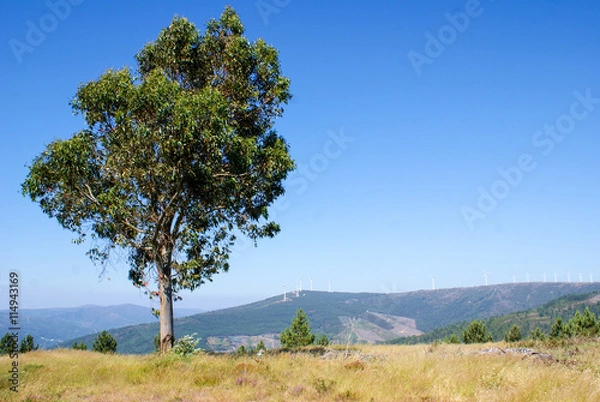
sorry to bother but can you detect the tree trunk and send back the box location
[159,268,175,354]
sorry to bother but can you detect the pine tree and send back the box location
[503,325,522,343]
[280,309,316,348]
[462,320,493,344]
[256,339,266,351]
[0,333,17,355]
[72,341,88,350]
[549,316,566,339]
[92,331,117,354]
[529,327,546,341]
[19,334,38,353]
[567,311,585,337]
[580,307,599,337]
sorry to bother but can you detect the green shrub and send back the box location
[444,334,460,344]
[171,333,202,357]
[462,320,493,344]
[256,339,266,351]
[550,317,566,339]
[92,331,117,354]
[315,334,330,346]
[19,334,38,353]
[504,325,522,343]
[529,327,546,341]
[72,341,88,350]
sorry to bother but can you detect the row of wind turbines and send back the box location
[280,271,597,300]
[430,271,596,290]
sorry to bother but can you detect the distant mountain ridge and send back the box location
[63,282,600,354]
[0,304,203,348]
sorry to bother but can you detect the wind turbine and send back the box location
[526,273,531,283]
[579,273,583,283]
[483,271,489,286]
[568,272,571,283]
[431,276,435,290]
[543,272,547,283]
[310,278,313,291]
[283,284,287,302]
[590,273,594,283]
[513,274,516,284]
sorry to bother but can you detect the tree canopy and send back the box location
[22,7,294,353]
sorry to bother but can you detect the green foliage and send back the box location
[444,334,460,344]
[72,341,88,350]
[235,345,247,355]
[566,311,584,336]
[256,339,266,351]
[92,331,117,354]
[315,333,330,346]
[567,307,599,337]
[556,307,600,338]
[280,309,316,348]
[22,7,294,352]
[549,316,566,339]
[503,325,522,343]
[19,334,39,353]
[529,327,546,341]
[462,320,493,344]
[170,333,202,357]
[0,333,17,355]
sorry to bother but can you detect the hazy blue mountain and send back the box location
[0,304,203,348]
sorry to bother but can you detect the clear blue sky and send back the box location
[1,0,599,310]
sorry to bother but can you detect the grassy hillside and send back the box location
[64,282,600,354]
[390,291,600,345]
[3,342,600,401]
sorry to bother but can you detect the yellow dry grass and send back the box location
[2,341,600,401]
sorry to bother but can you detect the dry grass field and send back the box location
[2,341,600,401]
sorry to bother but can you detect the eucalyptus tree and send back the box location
[22,7,294,353]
